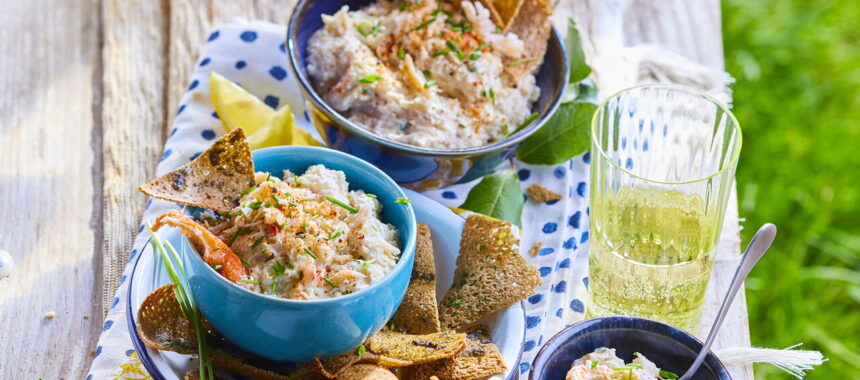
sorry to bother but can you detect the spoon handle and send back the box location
[679,223,777,380]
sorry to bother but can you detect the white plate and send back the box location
[127,189,525,379]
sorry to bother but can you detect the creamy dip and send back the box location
[203,165,400,300]
[566,348,675,380]
[306,0,541,149]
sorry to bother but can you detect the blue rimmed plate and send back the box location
[127,189,525,379]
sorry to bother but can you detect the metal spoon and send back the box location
[678,223,777,380]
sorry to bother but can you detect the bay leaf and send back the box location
[516,101,597,165]
[458,171,524,226]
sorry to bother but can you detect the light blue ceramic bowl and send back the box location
[180,146,417,362]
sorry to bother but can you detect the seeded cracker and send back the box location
[438,214,541,330]
[136,284,199,354]
[389,223,442,334]
[366,330,467,365]
[503,0,553,81]
[334,364,398,380]
[526,183,563,203]
[138,128,254,213]
[400,326,506,380]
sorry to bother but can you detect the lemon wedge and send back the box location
[210,71,323,149]
[210,71,274,136]
[247,104,323,149]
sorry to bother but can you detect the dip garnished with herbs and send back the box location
[306,0,541,149]
[201,165,400,300]
[567,347,679,380]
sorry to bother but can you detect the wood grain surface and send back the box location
[0,0,752,378]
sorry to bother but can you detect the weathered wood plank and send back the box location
[100,0,170,314]
[165,0,297,123]
[0,0,101,378]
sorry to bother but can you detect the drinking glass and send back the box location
[587,84,742,332]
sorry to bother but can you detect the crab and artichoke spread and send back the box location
[202,165,400,300]
[566,348,676,380]
[306,0,541,150]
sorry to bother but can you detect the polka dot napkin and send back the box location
[87,20,590,379]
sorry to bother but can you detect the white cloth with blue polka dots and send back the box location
[87,21,590,379]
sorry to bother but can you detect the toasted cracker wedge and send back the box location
[389,223,442,334]
[314,329,467,380]
[526,183,563,203]
[399,326,507,380]
[438,214,541,330]
[503,0,553,81]
[335,364,398,380]
[138,128,254,213]
[491,0,527,29]
[137,284,199,354]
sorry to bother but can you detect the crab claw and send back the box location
[153,210,246,283]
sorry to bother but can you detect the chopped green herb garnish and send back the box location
[488,88,495,105]
[212,264,222,270]
[240,257,252,267]
[431,48,450,57]
[356,22,379,37]
[507,57,540,66]
[358,75,382,84]
[272,260,286,276]
[240,279,260,285]
[251,235,266,249]
[310,215,321,220]
[458,123,467,129]
[494,25,502,34]
[469,52,481,60]
[303,248,317,260]
[323,277,337,288]
[660,370,679,379]
[413,16,436,30]
[325,195,358,213]
[424,79,437,88]
[397,46,406,60]
[446,40,463,60]
[355,344,366,356]
[591,361,598,369]
[397,0,407,11]
[328,228,343,240]
[241,185,257,196]
[395,197,411,204]
[246,201,262,210]
[271,194,280,204]
[475,43,489,51]
[287,202,298,208]
[362,258,378,269]
[302,221,308,232]
[595,347,608,353]
[266,174,274,182]
[365,193,377,199]
[389,323,396,331]
[270,281,277,294]
[422,69,431,79]
[227,227,252,246]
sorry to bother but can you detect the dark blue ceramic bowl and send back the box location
[287,0,568,190]
[180,146,417,362]
[530,317,732,380]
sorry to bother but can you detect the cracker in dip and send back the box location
[306,0,541,149]
[202,165,400,300]
[566,347,677,380]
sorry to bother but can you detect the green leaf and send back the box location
[458,170,524,226]
[566,19,591,83]
[516,101,597,165]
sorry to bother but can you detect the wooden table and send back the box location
[0,0,753,378]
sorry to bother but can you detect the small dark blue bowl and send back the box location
[530,317,732,380]
[287,0,568,190]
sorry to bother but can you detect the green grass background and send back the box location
[723,0,859,378]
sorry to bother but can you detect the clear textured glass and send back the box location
[587,84,742,332]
